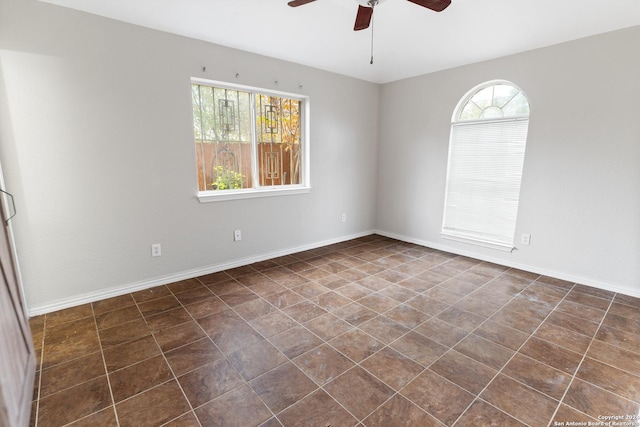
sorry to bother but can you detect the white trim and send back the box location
[191,77,305,100]
[29,229,640,316]
[0,162,28,316]
[197,186,311,203]
[452,79,530,122]
[376,229,640,299]
[441,232,514,252]
[190,77,311,198]
[452,116,529,127]
[443,81,530,250]
[27,230,373,316]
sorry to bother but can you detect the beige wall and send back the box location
[0,0,380,313]
[377,26,640,295]
[2,0,639,313]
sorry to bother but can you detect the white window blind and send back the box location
[442,81,530,251]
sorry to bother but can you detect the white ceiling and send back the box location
[40,0,640,83]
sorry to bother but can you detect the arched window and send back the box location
[442,81,530,251]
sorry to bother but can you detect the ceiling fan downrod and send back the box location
[369,0,377,64]
[289,0,453,65]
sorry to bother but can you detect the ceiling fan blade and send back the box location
[354,5,373,31]
[288,0,316,7]
[406,0,451,12]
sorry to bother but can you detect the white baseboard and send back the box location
[27,231,374,316]
[29,229,638,316]
[375,229,640,299]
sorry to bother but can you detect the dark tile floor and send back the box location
[29,235,640,426]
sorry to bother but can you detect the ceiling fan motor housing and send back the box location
[355,0,384,6]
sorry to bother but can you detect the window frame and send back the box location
[191,78,311,203]
[441,80,530,251]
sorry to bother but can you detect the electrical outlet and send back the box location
[151,243,162,257]
[521,233,531,245]
[233,229,242,242]
[341,213,347,222]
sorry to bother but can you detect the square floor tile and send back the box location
[249,362,318,413]
[401,370,474,426]
[563,379,640,421]
[358,316,410,345]
[109,355,173,402]
[329,329,384,363]
[39,351,105,398]
[324,366,394,420]
[502,353,572,400]
[518,337,582,375]
[390,331,448,367]
[293,344,354,386]
[453,334,515,371]
[473,320,529,351]
[429,350,497,395]
[195,384,272,427]
[303,313,354,341]
[414,317,469,348]
[178,359,245,407]
[164,337,223,376]
[269,325,323,359]
[30,236,640,427]
[360,347,424,390]
[480,374,558,426]
[363,394,442,427]
[575,357,640,403]
[454,399,526,427]
[227,339,288,381]
[115,380,191,427]
[37,376,112,427]
[277,389,358,426]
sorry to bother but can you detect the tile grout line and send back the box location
[32,240,430,424]
[174,262,324,425]
[446,281,623,426]
[28,242,510,425]
[263,241,451,424]
[314,248,453,423]
[91,303,122,427]
[392,270,520,424]
[262,244,404,425]
[444,276,578,427]
[30,257,540,426]
[166,270,334,425]
[546,294,618,424]
[108,286,220,426]
[319,250,494,424]
[151,282,211,427]
[32,314,47,427]
[298,250,498,424]
[32,237,640,427]
[306,243,435,424]
[38,309,126,426]
[393,268,538,425]
[368,255,521,423]
[193,266,352,425]
[205,280,291,426]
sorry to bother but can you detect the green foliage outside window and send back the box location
[212,166,244,190]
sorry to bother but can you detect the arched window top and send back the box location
[443,80,531,251]
[454,81,530,122]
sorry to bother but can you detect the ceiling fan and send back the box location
[287,0,451,31]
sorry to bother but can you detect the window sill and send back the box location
[441,232,514,252]
[197,186,311,203]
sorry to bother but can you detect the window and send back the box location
[442,81,530,251]
[191,79,309,202]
